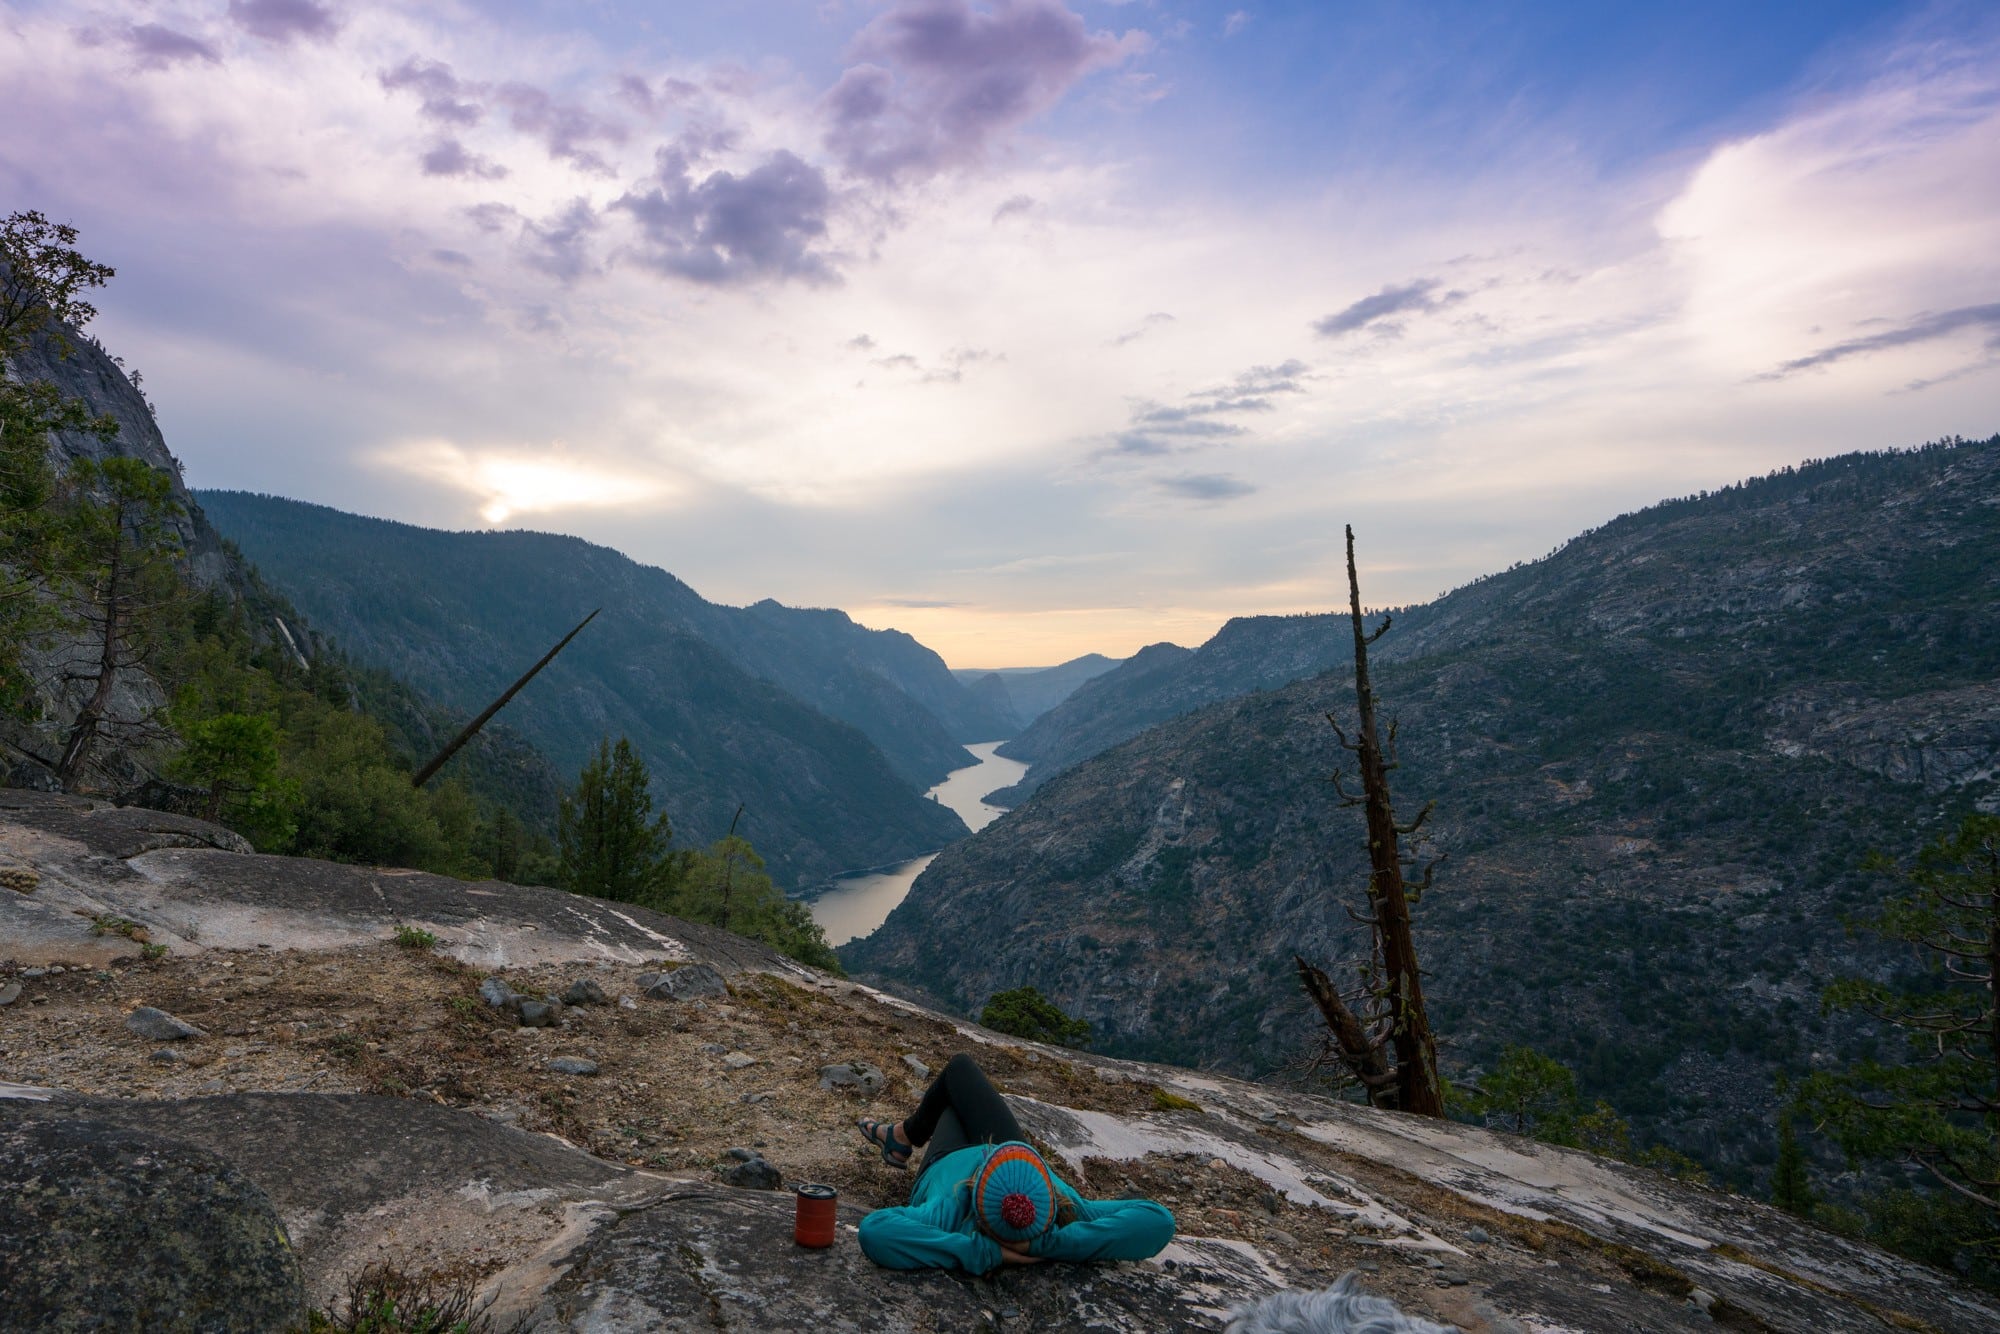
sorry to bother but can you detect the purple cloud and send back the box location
[1157,473,1255,502]
[616,149,837,287]
[1761,303,2000,379]
[992,193,1036,223]
[126,24,220,69]
[379,57,484,126]
[1109,310,1174,346]
[1314,279,1464,337]
[823,0,1145,183]
[227,0,339,45]
[522,200,600,282]
[495,83,628,174]
[421,139,508,181]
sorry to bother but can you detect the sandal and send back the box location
[857,1118,912,1169]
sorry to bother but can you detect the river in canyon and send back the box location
[808,741,1028,947]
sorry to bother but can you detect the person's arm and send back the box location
[858,1192,1004,1274]
[1027,1189,1176,1264]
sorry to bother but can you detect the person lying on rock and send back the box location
[854,1052,1175,1274]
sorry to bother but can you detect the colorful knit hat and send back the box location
[974,1142,1058,1242]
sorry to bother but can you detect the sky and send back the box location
[3,0,1997,667]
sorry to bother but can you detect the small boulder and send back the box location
[479,977,518,1009]
[902,1054,931,1079]
[723,1157,782,1190]
[698,1042,729,1056]
[818,1061,886,1096]
[517,1000,562,1028]
[149,1049,185,1066]
[0,981,20,1007]
[724,1147,758,1162]
[722,1052,757,1070]
[546,1057,600,1077]
[640,963,729,1001]
[126,1006,203,1041]
[562,978,609,1007]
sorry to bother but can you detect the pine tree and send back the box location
[1772,1109,1816,1217]
[53,456,188,787]
[556,737,672,902]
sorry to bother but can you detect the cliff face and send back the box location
[847,437,2000,1186]
[195,493,972,887]
[6,328,233,592]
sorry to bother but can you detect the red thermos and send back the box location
[794,1183,837,1247]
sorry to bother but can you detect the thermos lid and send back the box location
[794,1183,837,1199]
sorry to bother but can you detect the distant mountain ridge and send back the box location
[954,653,1125,730]
[197,493,972,889]
[847,435,2000,1189]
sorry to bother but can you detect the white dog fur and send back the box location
[1224,1272,1461,1334]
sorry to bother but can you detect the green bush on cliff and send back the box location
[980,985,1092,1048]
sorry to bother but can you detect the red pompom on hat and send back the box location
[975,1143,1058,1243]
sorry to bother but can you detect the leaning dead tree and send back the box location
[410,608,599,788]
[1295,524,1445,1117]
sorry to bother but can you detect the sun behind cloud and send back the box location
[370,439,675,525]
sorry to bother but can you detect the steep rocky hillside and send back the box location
[848,436,2000,1186]
[6,789,1996,1332]
[197,493,969,888]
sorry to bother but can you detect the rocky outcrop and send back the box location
[0,1112,306,1332]
[4,795,1999,1331]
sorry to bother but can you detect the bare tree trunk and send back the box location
[1296,955,1397,1106]
[411,608,599,787]
[1340,524,1445,1117]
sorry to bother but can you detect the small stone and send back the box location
[148,1048,184,1065]
[517,1001,559,1028]
[699,1042,728,1056]
[725,1146,757,1162]
[1260,1192,1283,1216]
[617,995,637,1009]
[722,1052,757,1070]
[724,1158,782,1190]
[902,1054,931,1079]
[22,967,47,978]
[126,1006,203,1041]
[546,1057,599,1076]
[562,978,608,1006]
[818,1061,886,1095]
[741,1091,771,1105]
[1688,1288,1716,1314]
[0,981,20,1007]
[1267,1229,1297,1247]
[1439,1271,1469,1287]
[641,963,728,1001]
[1465,1225,1493,1244]
[478,977,517,1008]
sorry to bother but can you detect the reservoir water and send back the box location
[809,741,1028,947]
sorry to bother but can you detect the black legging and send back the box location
[905,1054,1024,1177]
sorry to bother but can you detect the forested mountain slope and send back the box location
[847,435,2000,1186]
[197,494,969,888]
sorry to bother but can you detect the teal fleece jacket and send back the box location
[857,1144,1175,1275]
